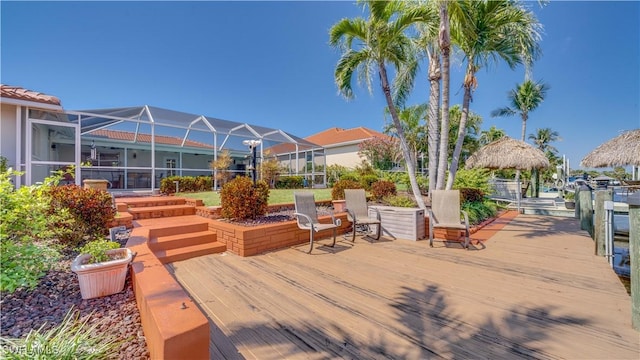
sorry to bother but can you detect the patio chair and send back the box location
[344,189,381,242]
[294,192,339,254]
[428,190,470,249]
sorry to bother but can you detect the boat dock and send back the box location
[169,213,639,359]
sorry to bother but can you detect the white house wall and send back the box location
[325,143,364,168]
[0,103,18,169]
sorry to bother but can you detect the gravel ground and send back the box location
[0,253,149,359]
[228,207,333,227]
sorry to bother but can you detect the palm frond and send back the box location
[490,107,516,118]
[334,49,372,99]
[329,18,368,50]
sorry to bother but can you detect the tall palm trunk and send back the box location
[446,65,474,189]
[519,113,528,196]
[379,63,426,209]
[436,2,450,190]
[427,48,441,193]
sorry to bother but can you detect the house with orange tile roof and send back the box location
[305,127,392,168]
[1,84,325,190]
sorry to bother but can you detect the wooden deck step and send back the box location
[154,242,227,264]
[150,231,218,252]
[128,204,196,220]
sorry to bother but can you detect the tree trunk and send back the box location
[446,67,473,190]
[436,3,450,191]
[427,47,441,193]
[378,62,426,209]
[516,114,528,198]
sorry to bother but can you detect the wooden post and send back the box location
[629,192,640,331]
[578,186,593,236]
[593,189,613,255]
[574,186,581,219]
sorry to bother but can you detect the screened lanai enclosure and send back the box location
[26,105,326,191]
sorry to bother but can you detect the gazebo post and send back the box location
[629,192,640,331]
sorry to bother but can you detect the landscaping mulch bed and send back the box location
[0,254,149,359]
[227,207,333,227]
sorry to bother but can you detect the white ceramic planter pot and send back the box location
[71,248,133,300]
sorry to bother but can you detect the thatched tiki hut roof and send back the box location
[465,136,550,170]
[580,129,640,168]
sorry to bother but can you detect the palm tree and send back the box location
[406,1,440,192]
[446,0,542,189]
[528,127,561,196]
[436,0,452,190]
[478,125,506,145]
[528,127,560,153]
[330,0,433,209]
[447,105,482,168]
[492,79,550,141]
[383,104,428,175]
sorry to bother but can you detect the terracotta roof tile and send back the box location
[91,129,214,150]
[305,127,391,147]
[0,84,61,106]
[268,127,391,154]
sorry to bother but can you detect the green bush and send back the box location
[0,240,59,293]
[160,175,213,194]
[392,172,429,195]
[220,177,269,220]
[76,239,121,264]
[0,170,54,243]
[275,176,304,189]
[382,194,416,207]
[331,179,361,200]
[339,172,359,182]
[371,180,396,201]
[0,308,122,359]
[326,164,348,187]
[453,168,491,194]
[359,174,379,191]
[462,200,498,225]
[380,171,403,184]
[47,185,115,248]
[0,168,62,293]
[564,191,575,200]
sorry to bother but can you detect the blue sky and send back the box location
[2,1,639,171]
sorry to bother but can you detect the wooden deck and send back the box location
[169,214,639,359]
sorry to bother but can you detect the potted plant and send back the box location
[564,191,576,209]
[71,239,133,299]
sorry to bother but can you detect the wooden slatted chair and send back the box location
[344,189,381,242]
[294,192,338,254]
[428,190,470,249]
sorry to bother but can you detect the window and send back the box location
[165,158,177,176]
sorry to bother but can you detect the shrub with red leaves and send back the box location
[47,185,115,248]
[371,180,397,201]
[220,177,269,220]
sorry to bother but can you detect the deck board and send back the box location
[169,214,639,359]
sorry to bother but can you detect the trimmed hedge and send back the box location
[160,175,213,194]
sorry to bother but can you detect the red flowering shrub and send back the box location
[371,180,397,201]
[220,177,269,220]
[47,185,115,248]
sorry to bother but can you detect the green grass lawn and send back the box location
[178,188,332,206]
